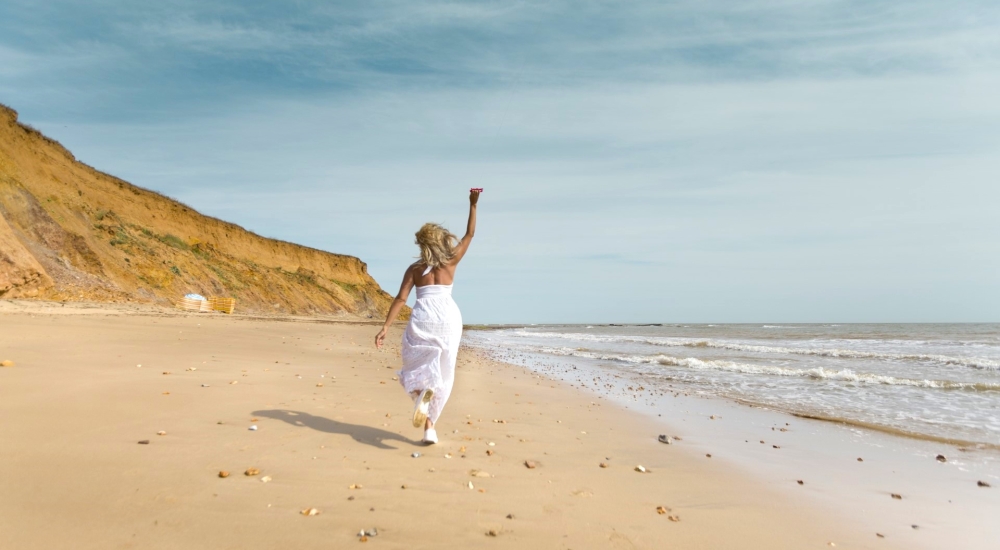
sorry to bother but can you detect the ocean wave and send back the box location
[506,330,1000,370]
[532,346,1000,391]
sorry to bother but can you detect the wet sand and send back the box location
[1,305,892,549]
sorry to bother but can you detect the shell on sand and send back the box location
[300,508,320,516]
[245,467,260,476]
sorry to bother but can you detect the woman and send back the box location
[375,189,479,444]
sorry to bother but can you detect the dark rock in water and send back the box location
[978,480,991,488]
[936,454,947,462]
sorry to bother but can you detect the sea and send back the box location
[464,323,1000,448]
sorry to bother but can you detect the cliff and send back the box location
[0,103,400,318]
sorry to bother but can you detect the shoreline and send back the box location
[464,336,1000,550]
[2,303,911,548]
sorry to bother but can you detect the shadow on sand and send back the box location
[251,409,419,450]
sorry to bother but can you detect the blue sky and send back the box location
[2,1,998,323]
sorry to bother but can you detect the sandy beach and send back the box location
[2,304,892,549]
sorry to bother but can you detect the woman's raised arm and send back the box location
[451,189,479,264]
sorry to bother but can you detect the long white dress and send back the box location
[398,273,463,423]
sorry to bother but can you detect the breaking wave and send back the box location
[534,346,1000,391]
[509,330,1000,371]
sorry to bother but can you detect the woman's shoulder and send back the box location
[408,262,429,277]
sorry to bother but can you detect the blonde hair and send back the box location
[415,223,458,268]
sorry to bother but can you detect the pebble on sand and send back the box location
[300,508,320,516]
[245,468,260,476]
[658,435,672,444]
[634,465,647,473]
[411,452,421,458]
[486,450,494,456]
[260,476,272,483]
[599,462,609,468]
[891,493,902,499]
[797,480,804,485]
[978,481,991,487]
[936,454,947,462]
[349,484,363,489]
[156,431,167,436]
[249,425,258,431]
[137,440,150,445]
[486,529,499,537]
[656,506,669,515]
[524,460,537,469]
[218,471,230,478]
[0,360,14,367]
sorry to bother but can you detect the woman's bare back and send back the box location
[413,263,456,287]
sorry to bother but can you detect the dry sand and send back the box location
[1,305,890,549]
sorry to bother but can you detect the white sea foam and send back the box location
[531,346,1000,391]
[508,330,1000,370]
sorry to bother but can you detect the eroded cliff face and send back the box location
[0,103,399,317]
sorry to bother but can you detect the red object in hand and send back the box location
[470,187,484,192]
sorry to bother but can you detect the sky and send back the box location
[1,0,998,323]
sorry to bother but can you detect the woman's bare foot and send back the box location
[411,389,434,428]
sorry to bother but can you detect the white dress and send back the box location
[398,269,463,423]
